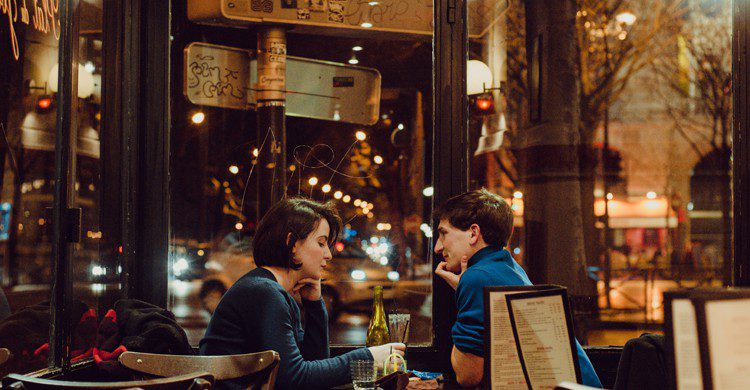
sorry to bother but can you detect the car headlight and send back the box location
[351,269,367,281]
[91,265,106,277]
[173,257,189,276]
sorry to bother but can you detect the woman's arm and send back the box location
[240,283,371,390]
[301,298,330,360]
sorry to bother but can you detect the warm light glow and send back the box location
[343,195,351,203]
[616,12,637,25]
[476,98,492,110]
[361,22,373,28]
[333,191,343,199]
[355,131,367,141]
[252,148,259,157]
[84,61,95,73]
[37,97,52,110]
[354,199,362,207]
[467,60,493,95]
[235,222,243,230]
[397,123,404,130]
[197,250,205,256]
[607,193,614,200]
[353,45,364,51]
[348,57,359,65]
[229,165,239,174]
[366,203,374,210]
[289,165,296,172]
[322,184,332,193]
[646,191,657,199]
[367,212,374,219]
[374,155,384,164]
[360,201,368,209]
[308,177,319,186]
[513,191,523,199]
[191,112,206,124]
[422,187,434,197]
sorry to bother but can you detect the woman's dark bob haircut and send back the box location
[253,197,342,270]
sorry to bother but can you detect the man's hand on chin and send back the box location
[434,256,469,290]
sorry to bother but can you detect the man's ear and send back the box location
[469,224,481,245]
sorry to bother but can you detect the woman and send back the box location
[200,198,404,389]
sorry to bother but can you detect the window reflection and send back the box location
[469,0,732,346]
[170,0,434,346]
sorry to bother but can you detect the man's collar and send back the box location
[467,245,505,267]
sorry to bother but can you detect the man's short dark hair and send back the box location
[435,188,514,248]
[253,197,342,270]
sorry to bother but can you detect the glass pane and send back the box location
[168,2,434,347]
[469,0,733,346]
[72,0,122,359]
[0,2,60,374]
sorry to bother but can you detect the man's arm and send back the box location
[451,346,484,387]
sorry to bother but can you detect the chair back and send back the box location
[0,348,10,367]
[120,350,280,390]
[1,371,214,389]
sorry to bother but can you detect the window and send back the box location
[168,0,439,347]
[0,0,116,375]
[469,0,733,345]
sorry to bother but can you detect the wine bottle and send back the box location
[366,285,390,346]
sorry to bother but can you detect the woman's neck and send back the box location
[262,266,298,293]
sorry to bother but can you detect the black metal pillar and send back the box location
[51,0,80,371]
[256,27,287,220]
[433,0,468,377]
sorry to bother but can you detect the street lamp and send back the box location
[308,177,318,186]
[615,12,636,26]
[343,195,351,203]
[374,155,384,164]
[322,184,332,193]
[355,131,367,141]
[334,191,343,199]
[191,112,205,124]
[229,165,239,175]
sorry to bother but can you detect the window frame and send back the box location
[30,0,750,378]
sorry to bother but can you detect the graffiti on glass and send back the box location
[188,54,246,102]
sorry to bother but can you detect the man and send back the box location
[434,189,602,388]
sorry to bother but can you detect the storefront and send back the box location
[0,0,748,386]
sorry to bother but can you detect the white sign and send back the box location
[183,42,381,125]
[188,0,509,38]
[184,43,253,110]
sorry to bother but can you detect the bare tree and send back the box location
[574,0,684,271]
[654,0,732,283]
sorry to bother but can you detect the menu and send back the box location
[699,298,750,390]
[670,298,703,390]
[484,286,580,390]
[665,288,750,390]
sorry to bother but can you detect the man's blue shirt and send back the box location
[452,245,603,388]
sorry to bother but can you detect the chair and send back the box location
[1,371,213,389]
[119,350,280,390]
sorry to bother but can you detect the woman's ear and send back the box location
[286,233,298,255]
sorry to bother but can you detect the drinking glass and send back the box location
[350,359,377,390]
[388,313,411,343]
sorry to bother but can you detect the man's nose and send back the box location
[434,241,443,254]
